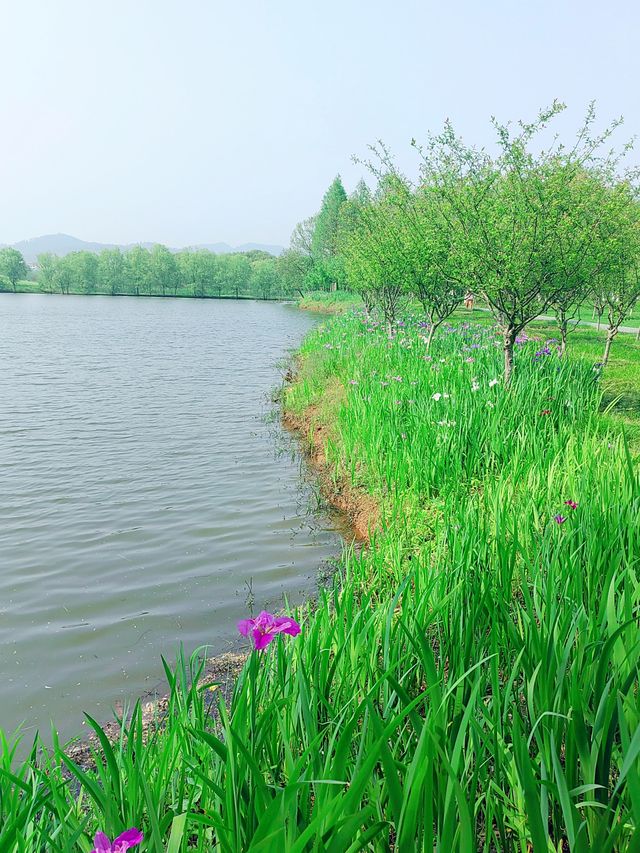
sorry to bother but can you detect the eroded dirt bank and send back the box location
[281,372,380,544]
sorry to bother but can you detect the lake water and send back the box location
[0,294,340,742]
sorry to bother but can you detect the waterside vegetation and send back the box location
[2,103,640,851]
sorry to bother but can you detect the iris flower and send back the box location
[238,611,301,651]
[564,499,578,510]
[554,515,567,524]
[91,829,143,853]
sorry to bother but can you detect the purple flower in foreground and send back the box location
[554,514,567,525]
[238,611,301,651]
[91,829,143,853]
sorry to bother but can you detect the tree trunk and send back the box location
[503,327,516,386]
[602,326,617,366]
[426,323,435,351]
[559,318,568,357]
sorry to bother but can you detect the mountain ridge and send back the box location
[0,233,284,263]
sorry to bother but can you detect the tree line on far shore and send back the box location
[0,176,355,302]
[284,102,640,380]
[0,245,303,300]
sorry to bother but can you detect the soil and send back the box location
[282,404,380,544]
[65,651,246,768]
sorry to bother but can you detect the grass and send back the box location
[453,308,640,444]
[296,290,362,314]
[577,302,640,329]
[2,310,640,850]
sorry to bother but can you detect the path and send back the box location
[473,307,639,335]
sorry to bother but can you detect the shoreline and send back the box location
[65,650,247,767]
[4,288,293,302]
[62,357,365,768]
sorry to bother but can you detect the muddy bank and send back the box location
[282,401,380,545]
[65,651,246,767]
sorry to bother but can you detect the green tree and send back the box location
[341,178,408,334]
[540,163,627,355]
[126,246,152,296]
[278,217,316,296]
[149,244,178,296]
[226,254,251,299]
[37,253,59,292]
[366,170,464,348]
[54,259,72,294]
[98,249,125,295]
[66,251,98,294]
[592,185,640,365]
[251,258,279,299]
[177,250,218,297]
[0,248,28,292]
[277,249,312,297]
[415,102,635,383]
[311,176,347,290]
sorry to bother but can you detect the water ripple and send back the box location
[0,294,340,741]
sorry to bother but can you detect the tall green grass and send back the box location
[2,313,639,850]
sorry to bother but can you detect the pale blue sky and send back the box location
[1,0,638,247]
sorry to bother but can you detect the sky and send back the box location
[1,0,639,248]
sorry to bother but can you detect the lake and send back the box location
[0,294,340,742]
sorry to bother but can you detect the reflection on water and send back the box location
[0,294,341,741]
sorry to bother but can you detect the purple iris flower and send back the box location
[534,346,552,357]
[554,514,567,524]
[238,611,301,651]
[91,829,143,853]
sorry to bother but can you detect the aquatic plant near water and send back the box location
[91,828,143,853]
[238,611,301,650]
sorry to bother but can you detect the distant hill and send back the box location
[192,241,285,256]
[0,233,284,263]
